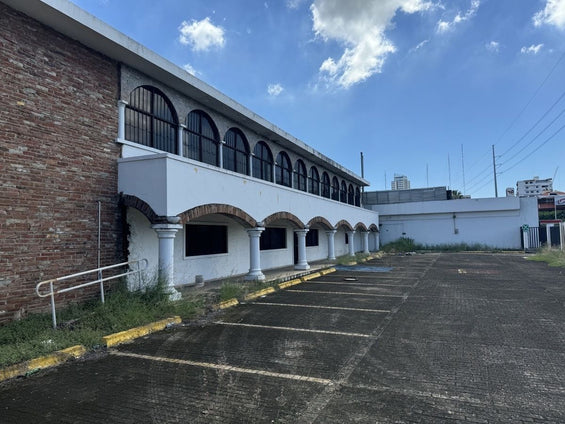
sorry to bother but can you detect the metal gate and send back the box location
[521,226,541,250]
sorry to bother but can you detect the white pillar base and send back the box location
[326,230,337,260]
[152,223,182,300]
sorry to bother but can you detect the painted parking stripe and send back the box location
[214,321,374,338]
[248,302,390,313]
[307,281,414,288]
[110,350,332,385]
[286,289,404,298]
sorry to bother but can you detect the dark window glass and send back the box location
[348,184,355,205]
[275,152,292,187]
[340,181,347,203]
[321,172,331,198]
[345,232,349,244]
[260,227,286,250]
[223,128,249,175]
[294,160,307,192]
[331,177,340,201]
[184,110,219,166]
[253,141,273,182]
[186,224,227,256]
[309,167,320,195]
[306,229,319,247]
[126,86,178,154]
[355,187,361,206]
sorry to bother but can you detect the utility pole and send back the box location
[360,152,364,196]
[448,154,451,189]
[492,144,498,197]
[461,144,466,195]
[426,163,429,187]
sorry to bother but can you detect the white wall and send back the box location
[370,197,538,249]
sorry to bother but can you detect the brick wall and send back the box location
[0,4,124,323]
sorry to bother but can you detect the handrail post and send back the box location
[50,281,57,330]
[98,269,105,304]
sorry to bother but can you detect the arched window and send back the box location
[185,110,219,166]
[223,128,249,175]
[331,177,340,201]
[275,151,292,187]
[309,167,320,195]
[126,85,178,154]
[253,141,273,182]
[348,184,355,205]
[340,181,347,203]
[321,172,331,198]
[355,187,361,206]
[294,160,307,192]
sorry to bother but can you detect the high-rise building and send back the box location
[516,176,553,197]
[391,174,411,190]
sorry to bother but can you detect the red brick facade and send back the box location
[0,4,123,323]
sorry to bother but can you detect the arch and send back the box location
[120,194,165,224]
[178,204,257,228]
[252,141,273,182]
[355,187,361,206]
[354,222,368,232]
[340,180,347,203]
[275,151,292,187]
[331,176,340,201]
[185,109,220,166]
[334,219,354,231]
[126,85,178,154]
[348,184,355,205]
[369,224,379,232]
[294,159,307,192]
[223,127,249,175]
[262,211,305,229]
[321,172,331,198]
[309,166,320,195]
[307,216,333,230]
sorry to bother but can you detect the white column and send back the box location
[362,231,370,254]
[117,99,128,140]
[348,230,356,256]
[219,140,224,168]
[272,163,276,183]
[245,227,265,281]
[294,229,310,270]
[249,153,254,177]
[178,124,185,157]
[374,231,380,251]
[152,223,183,300]
[326,230,337,260]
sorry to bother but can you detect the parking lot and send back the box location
[2,253,565,423]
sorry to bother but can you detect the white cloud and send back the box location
[436,0,480,33]
[534,0,565,29]
[286,0,305,9]
[182,63,198,75]
[267,83,284,96]
[311,0,434,89]
[178,17,225,52]
[410,39,429,52]
[486,41,500,53]
[521,44,544,54]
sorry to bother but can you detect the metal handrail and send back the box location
[36,259,148,329]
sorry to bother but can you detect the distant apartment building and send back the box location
[391,174,410,190]
[516,177,553,197]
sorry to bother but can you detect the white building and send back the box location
[391,174,410,190]
[516,176,553,197]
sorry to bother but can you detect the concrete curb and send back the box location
[215,298,239,310]
[278,277,302,289]
[102,316,181,348]
[0,345,87,383]
[243,287,276,301]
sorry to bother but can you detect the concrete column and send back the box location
[151,223,183,300]
[362,231,370,254]
[245,227,265,281]
[348,230,356,256]
[219,140,224,168]
[272,162,276,183]
[178,124,185,157]
[249,153,254,177]
[374,231,380,251]
[117,99,128,140]
[294,229,310,270]
[326,230,337,260]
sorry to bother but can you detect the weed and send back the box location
[529,247,565,267]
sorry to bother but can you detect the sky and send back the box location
[70,0,565,198]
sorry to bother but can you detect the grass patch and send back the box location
[219,279,277,301]
[382,237,504,253]
[0,281,205,368]
[528,247,565,267]
[382,237,421,253]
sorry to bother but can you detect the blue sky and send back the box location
[71,0,565,197]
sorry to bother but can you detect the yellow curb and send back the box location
[301,272,321,281]
[319,267,336,275]
[102,316,181,348]
[243,286,276,301]
[278,278,302,289]
[343,261,357,266]
[215,298,239,310]
[0,344,86,382]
